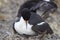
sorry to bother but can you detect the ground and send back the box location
[0,0,60,40]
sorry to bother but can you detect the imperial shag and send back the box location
[13,8,53,38]
[17,0,57,19]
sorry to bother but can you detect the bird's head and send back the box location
[21,8,31,21]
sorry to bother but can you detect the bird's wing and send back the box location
[29,13,44,25]
[29,13,53,34]
[32,22,53,34]
[30,1,43,11]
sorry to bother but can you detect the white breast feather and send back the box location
[14,17,36,35]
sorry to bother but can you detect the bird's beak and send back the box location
[25,20,28,29]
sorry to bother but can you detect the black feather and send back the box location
[32,22,53,34]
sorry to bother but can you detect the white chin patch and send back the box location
[44,0,50,2]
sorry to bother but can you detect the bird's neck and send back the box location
[19,16,33,29]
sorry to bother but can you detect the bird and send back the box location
[30,0,58,19]
[13,8,53,39]
[17,0,41,17]
[17,0,57,19]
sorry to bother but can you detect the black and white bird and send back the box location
[13,8,53,38]
[18,0,40,12]
[17,0,57,19]
[30,0,58,19]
